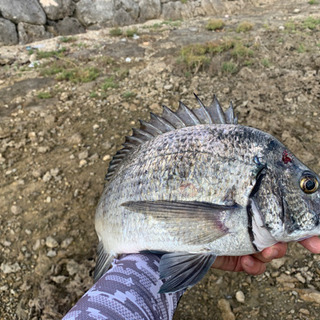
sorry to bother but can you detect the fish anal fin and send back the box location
[94,241,115,282]
[158,252,217,293]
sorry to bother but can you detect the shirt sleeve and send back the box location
[62,253,184,320]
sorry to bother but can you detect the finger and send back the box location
[241,256,266,275]
[212,256,243,272]
[299,236,320,254]
[253,242,288,263]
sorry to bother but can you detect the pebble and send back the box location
[103,155,111,161]
[297,289,320,304]
[3,240,11,247]
[295,273,306,283]
[11,205,22,215]
[51,275,67,284]
[47,250,57,257]
[235,290,245,303]
[70,133,82,144]
[46,196,51,203]
[78,150,89,160]
[270,257,286,269]
[32,239,41,251]
[61,237,73,249]
[37,146,49,153]
[45,236,59,248]
[42,171,52,182]
[164,84,173,90]
[67,260,79,276]
[60,92,69,102]
[218,299,235,320]
[79,159,87,167]
[93,124,99,130]
[50,168,59,177]
[25,229,31,235]
[32,169,42,178]
[1,262,21,274]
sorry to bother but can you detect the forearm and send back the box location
[63,253,184,320]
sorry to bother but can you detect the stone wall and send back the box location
[0,0,250,46]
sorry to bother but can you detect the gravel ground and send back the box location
[1,1,320,319]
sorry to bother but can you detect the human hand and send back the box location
[212,236,320,275]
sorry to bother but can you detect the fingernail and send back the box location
[271,248,279,258]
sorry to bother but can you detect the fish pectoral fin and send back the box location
[94,241,115,283]
[158,252,217,293]
[122,200,238,244]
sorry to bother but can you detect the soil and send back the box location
[1,1,320,319]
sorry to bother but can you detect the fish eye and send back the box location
[300,175,319,194]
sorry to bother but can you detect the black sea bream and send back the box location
[94,94,320,293]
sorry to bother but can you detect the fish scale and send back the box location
[94,94,320,293]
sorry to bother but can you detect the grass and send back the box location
[56,67,99,83]
[110,28,123,36]
[206,19,225,31]
[37,48,67,59]
[59,36,77,43]
[126,28,138,37]
[231,43,254,59]
[308,0,319,4]
[122,91,136,99]
[90,91,99,98]
[262,58,271,68]
[236,21,254,33]
[303,17,320,30]
[101,77,118,91]
[222,62,237,73]
[284,21,296,32]
[37,91,52,99]
[297,44,306,53]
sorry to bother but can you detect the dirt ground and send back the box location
[1,1,320,319]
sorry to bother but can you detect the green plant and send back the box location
[37,48,67,59]
[57,67,99,83]
[284,21,296,32]
[231,43,254,59]
[297,44,306,53]
[221,62,237,73]
[236,21,253,33]
[110,28,123,36]
[206,19,225,31]
[308,0,319,4]
[303,17,320,30]
[126,28,138,37]
[102,77,118,91]
[122,91,136,99]
[90,91,99,98]
[37,91,52,99]
[60,36,76,43]
[262,58,270,68]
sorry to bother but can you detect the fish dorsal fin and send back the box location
[105,94,238,181]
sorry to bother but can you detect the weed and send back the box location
[236,21,253,33]
[222,62,237,73]
[97,56,115,67]
[284,21,296,32]
[110,28,123,36]
[56,67,100,83]
[60,36,76,43]
[126,28,138,37]
[181,0,188,3]
[118,68,129,80]
[37,91,52,99]
[231,43,254,59]
[90,91,99,98]
[303,17,320,30]
[297,44,306,53]
[122,91,136,99]
[206,19,225,31]
[102,77,118,91]
[308,0,319,4]
[27,49,34,55]
[262,58,271,68]
[37,48,67,59]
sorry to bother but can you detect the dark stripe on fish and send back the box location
[246,200,258,252]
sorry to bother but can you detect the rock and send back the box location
[47,249,57,257]
[1,262,21,274]
[11,205,22,215]
[0,0,46,24]
[218,299,235,320]
[66,259,79,275]
[39,0,75,20]
[235,290,245,303]
[48,17,85,36]
[61,237,73,248]
[270,257,286,269]
[18,22,51,44]
[51,275,67,284]
[50,168,59,177]
[0,18,18,45]
[37,146,50,153]
[139,0,161,21]
[113,0,139,26]
[297,289,320,304]
[32,239,41,251]
[78,150,89,160]
[42,171,52,182]
[45,236,59,248]
[162,2,184,20]
[70,133,82,145]
[103,154,111,161]
[76,0,114,26]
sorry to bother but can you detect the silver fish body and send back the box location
[94,95,320,293]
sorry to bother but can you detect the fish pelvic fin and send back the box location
[158,252,217,293]
[105,94,238,181]
[94,241,115,282]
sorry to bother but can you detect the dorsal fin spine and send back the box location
[105,94,238,181]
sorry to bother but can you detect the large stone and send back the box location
[139,0,161,22]
[0,0,46,25]
[76,0,114,27]
[39,0,75,20]
[17,22,51,44]
[0,18,18,45]
[48,17,85,36]
[161,2,184,20]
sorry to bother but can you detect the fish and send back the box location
[94,94,320,293]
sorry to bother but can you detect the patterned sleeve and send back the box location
[62,253,184,320]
